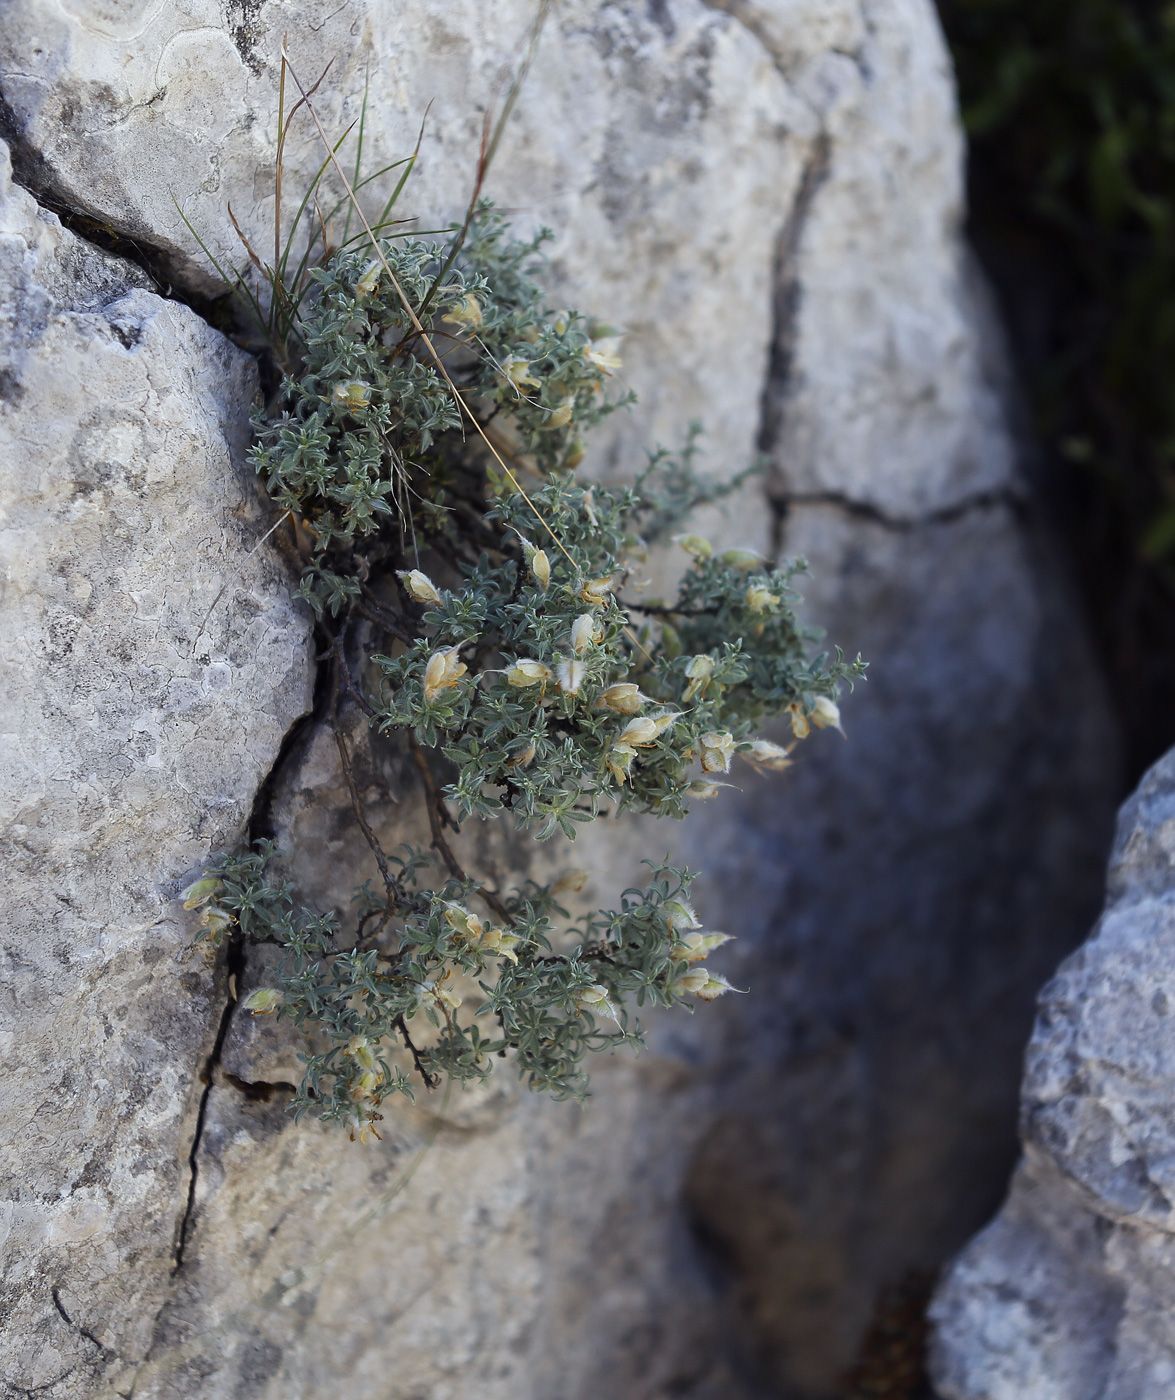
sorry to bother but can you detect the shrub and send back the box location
[184,70,864,1141]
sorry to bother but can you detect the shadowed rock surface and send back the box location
[0,3,1119,1397]
[931,749,1175,1400]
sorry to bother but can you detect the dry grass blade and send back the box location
[278,25,579,570]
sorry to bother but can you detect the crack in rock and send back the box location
[0,91,234,331]
[773,485,1028,532]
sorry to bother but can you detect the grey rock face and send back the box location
[0,149,313,1397]
[0,3,1119,1398]
[931,750,1175,1400]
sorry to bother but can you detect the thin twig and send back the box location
[330,665,402,906]
[395,1014,438,1089]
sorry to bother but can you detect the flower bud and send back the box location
[664,898,701,932]
[685,779,732,799]
[397,568,442,604]
[720,547,761,570]
[810,695,843,732]
[181,876,221,910]
[345,1036,377,1070]
[349,1069,382,1102]
[530,549,551,588]
[444,903,476,937]
[564,439,586,470]
[673,533,713,559]
[660,622,683,659]
[787,703,811,740]
[200,905,233,937]
[242,988,283,1015]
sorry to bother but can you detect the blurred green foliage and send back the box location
[938,0,1175,777]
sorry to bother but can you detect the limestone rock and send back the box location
[0,3,1121,1399]
[0,146,313,1397]
[931,749,1175,1400]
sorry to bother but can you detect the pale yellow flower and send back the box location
[579,983,620,1021]
[570,613,601,654]
[349,1069,382,1103]
[181,876,221,909]
[672,533,713,559]
[530,550,551,588]
[599,682,649,714]
[501,356,541,393]
[544,399,574,430]
[675,969,737,1000]
[345,1036,377,1070]
[506,659,554,688]
[355,259,381,298]
[787,703,811,740]
[442,292,483,331]
[670,931,733,964]
[557,658,586,695]
[200,905,233,938]
[700,731,737,774]
[606,742,637,785]
[664,898,701,932]
[720,547,761,570]
[583,336,623,375]
[683,654,715,702]
[740,738,793,772]
[579,574,617,607]
[331,379,371,412]
[552,869,590,895]
[810,695,843,732]
[423,647,467,702]
[398,568,442,604]
[242,988,282,1015]
[745,583,781,614]
[685,779,733,799]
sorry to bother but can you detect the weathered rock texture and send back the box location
[0,149,312,1396]
[0,3,1119,1398]
[930,748,1175,1400]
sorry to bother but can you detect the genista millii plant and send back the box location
[181,56,864,1142]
